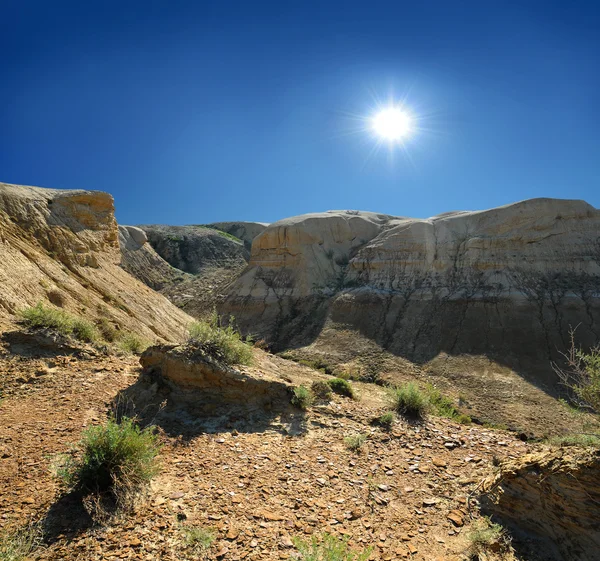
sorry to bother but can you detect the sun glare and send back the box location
[372,107,412,140]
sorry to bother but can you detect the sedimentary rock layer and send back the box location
[222,200,600,381]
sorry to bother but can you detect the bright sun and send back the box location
[372,107,412,140]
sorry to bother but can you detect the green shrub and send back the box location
[311,381,333,401]
[56,417,160,500]
[467,517,505,553]
[375,411,395,430]
[117,332,150,354]
[182,525,215,552]
[188,311,253,366]
[344,433,367,451]
[97,318,118,342]
[425,384,457,418]
[0,524,41,561]
[455,414,472,425]
[392,382,428,418]
[20,302,74,334]
[327,378,354,398]
[291,386,313,410]
[547,433,600,448]
[20,303,99,343]
[293,533,372,561]
[72,318,100,344]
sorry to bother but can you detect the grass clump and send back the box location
[20,303,99,344]
[291,386,313,410]
[117,332,150,355]
[344,433,367,451]
[56,417,160,502]
[182,525,215,553]
[374,411,395,430]
[188,311,253,366]
[392,382,428,419]
[547,433,600,448]
[293,533,372,561]
[311,381,333,401]
[327,378,354,399]
[0,524,41,561]
[467,517,506,554]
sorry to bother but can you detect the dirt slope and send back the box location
[0,182,192,341]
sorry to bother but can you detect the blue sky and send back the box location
[1,1,599,225]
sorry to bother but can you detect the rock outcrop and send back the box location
[209,221,269,250]
[222,200,600,385]
[138,224,249,274]
[480,448,600,561]
[0,182,192,341]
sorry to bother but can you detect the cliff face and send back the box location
[222,200,600,382]
[0,182,192,341]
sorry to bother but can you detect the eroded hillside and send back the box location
[0,182,192,341]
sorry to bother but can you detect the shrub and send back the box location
[118,332,150,354]
[375,411,395,430]
[392,382,428,418]
[344,433,367,451]
[311,381,333,401]
[293,533,372,561]
[0,523,41,561]
[553,331,600,412]
[291,386,313,410]
[20,303,99,343]
[182,525,215,552]
[467,517,506,554]
[188,311,253,366]
[97,318,118,342]
[455,414,472,425]
[547,433,600,448]
[327,378,354,398]
[56,417,160,501]
[72,318,100,344]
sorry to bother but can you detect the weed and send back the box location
[344,433,367,451]
[0,523,41,561]
[182,525,215,553]
[97,318,118,342]
[375,411,394,430]
[424,384,458,418]
[311,381,333,401]
[20,303,99,344]
[188,311,253,366]
[455,414,472,425]
[117,332,150,354]
[391,382,428,419]
[467,517,506,554]
[327,378,355,398]
[291,386,313,410]
[547,433,600,448]
[293,533,371,561]
[56,417,160,504]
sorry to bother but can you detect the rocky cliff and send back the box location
[0,182,192,341]
[222,200,600,385]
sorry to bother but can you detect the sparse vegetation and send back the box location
[467,517,506,554]
[188,311,253,366]
[392,382,428,418]
[547,433,600,448]
[182,525,215,553]
[344,433,367,451]
[298,358,335,375]
[327,378,355,398]
[117,332,151,354]
[311,380,333,401]
[291,385,313,410]
[375,411,395,430]
[55,417,160,503]
[0,524,41,561]
[20,303,99,343]
[293,533,372,561]
[424,384,472,424]
[553,331,600,412]
[97,318,118,342]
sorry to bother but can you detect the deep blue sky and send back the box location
[1,1,599,225]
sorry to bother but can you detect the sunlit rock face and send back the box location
[222,199,600,381]
[0,182,192,341]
